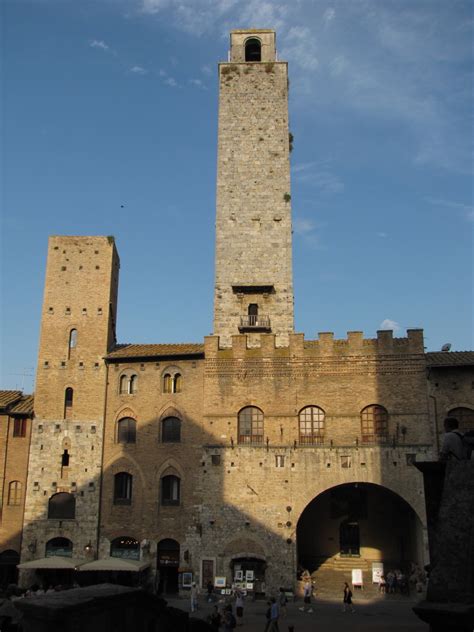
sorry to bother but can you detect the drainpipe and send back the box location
[96,360,110,561]
[428,395,440,455]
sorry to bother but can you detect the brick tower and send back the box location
[20,236,119,577]
[213,30,294,347]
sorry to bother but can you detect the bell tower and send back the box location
[213,29,294,347]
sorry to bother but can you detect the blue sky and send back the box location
[1,0,473,392]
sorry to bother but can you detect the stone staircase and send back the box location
[309,557,381,600]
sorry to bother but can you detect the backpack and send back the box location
[453,430,474,460]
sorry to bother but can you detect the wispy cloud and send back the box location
[323,7,335,27]
[377,232,388,238]
[293,216,325,249]
[379,318,401,332]
[201,64,212,76]
[89,39,112,53]
[189,78,206,89]
[293,162,344,194]
[164,77,178,87]
[426,197,474,222]
[130,65,147,75]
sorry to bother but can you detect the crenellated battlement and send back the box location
[204,329,424,358]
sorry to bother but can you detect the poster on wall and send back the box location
[182,573,193,588]
[352,569,363,587]
[245,570,254,581]
[215,577,226,588]
[235,571,244,581]
[372,562,384,584]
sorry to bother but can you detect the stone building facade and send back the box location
[1,29,473,593]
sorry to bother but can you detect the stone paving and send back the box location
[165,594,428,632]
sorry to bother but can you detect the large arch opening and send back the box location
[297,483,425,590]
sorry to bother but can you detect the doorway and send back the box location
[157,539,179,594]
[339,520,360,557]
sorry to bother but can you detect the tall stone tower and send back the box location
[213,29,294,347]
[20,236,119,577]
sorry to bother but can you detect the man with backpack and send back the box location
[439,417,473,461]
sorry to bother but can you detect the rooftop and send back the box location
[425,351,474,367]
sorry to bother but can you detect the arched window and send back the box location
[163,372,182,393]
[117,417,137,444]
[48,492,76,519]
[245,38,261,62]
[361,405,389,443]
[448,407,474,432]
[8,481,22,506]
[161,475,180,506]
[68,329,77,358]
[45,537,73,558]
[238,407,264,444]
[162,417,181,443]
[110,536,140,560]
[119,374,138,395]
[64,387,73,420]
[163,374,172,393]
[119,375,128,394]
[299,406,325,445]
[114,472,133,505]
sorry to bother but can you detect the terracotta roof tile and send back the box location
[106,343,204,361]
[425,351,474,367]
[0,391,23,409]
[10,395,34,416]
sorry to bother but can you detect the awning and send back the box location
[77,557,150,572]
[17,557,84,570]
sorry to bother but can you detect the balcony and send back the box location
[239,314,271,332]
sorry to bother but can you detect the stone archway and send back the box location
[296,482,425,590]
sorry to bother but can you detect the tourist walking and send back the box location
[298,579,313,613]
[268,597,280,632]
[190,582,199,612]
[235,589,244,625]
[278,588,287,617]
[342,582,355,613]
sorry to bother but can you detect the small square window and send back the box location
[95,265,100,270]
[65,307,71,314]
[55,424,61,432]
[75,425,81,433]
[341,455,352,468]
[97,307,102,315]
[38,424,43,433]
[211,455,221,465]
[91,425,97,434]
[44,361,49,367]
[61,266,67,271]
[275,455,285,468]
[48,307,54,313]
[406,454,417,466]
[82,308,87,314]
[60,361,66,367]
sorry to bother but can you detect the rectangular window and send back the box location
[341,455,352,468]
[211,455,221,466]
[275,455,285,468]
[13,419,27,438]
